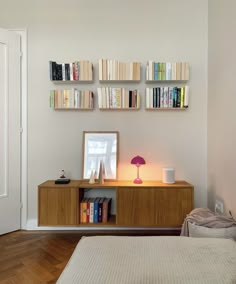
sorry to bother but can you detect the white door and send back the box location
[0,28,21,235]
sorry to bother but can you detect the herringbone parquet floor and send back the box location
[0,230,83,284]
[0,229,180,284]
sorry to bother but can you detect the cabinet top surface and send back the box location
[38,180,193,188]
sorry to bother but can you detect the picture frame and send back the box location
[82,131,119,180]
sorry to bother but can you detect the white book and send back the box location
[136,91,140,109]
[111,88,116,108]
[106,59,109,80]
[70,63,73,81]
[112,59,116,80]
[97,88,102,108]
[185,62,190,80]
[98,59,102,81]
[69,89,74,108]
[163,87,169,108]
[102,87,106,108]
[171,62,176,80]
[89,62,93,81]
[146,62,149,80]
[146,88,150,108]
[130,62,133,80]
[166,62,172,80]
[149,87,153,108]
[62,63,66,81]
[121,88,126,108]
[148,60,153,80]
[106,87,110,108]
[74,89,78,108]
[184,86,189,107]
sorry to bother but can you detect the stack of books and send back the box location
[97,87,140,109]
[49,60,93,81]
[146,61,189,81]
[80,197,112,224]
[50,89,94,109]
[146,86,189,108]
[99,59,141,81]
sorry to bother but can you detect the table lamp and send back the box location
[131,155,146,184]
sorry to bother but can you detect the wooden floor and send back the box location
[0,230,84,284]
[0,229,180,284]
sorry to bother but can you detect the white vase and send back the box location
[89,169,95,184]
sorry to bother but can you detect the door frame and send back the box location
[9,29,27,229]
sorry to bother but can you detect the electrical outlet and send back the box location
[215,200,224,214]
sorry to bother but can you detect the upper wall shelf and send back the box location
[146,61,189,81]
[49,60,93,82]
[98,59,141,81]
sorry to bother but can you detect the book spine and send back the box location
[89,198,94,223]
[184,86,189,108]
[86,199,90,223]
[176,88,181,108]
[180,87,184,108]
[98,198,103,223]
[94,198,99,223]
[65,63,70,81]
[102,199,108,223]
[80,198,87,224]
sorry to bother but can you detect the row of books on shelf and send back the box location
[49,60,93,81]
[98,59,141,81]
[97,87,140,109]
[80,197,112,224]
[146,61,189,81]
[146,86,189,109]
[49,87,190,109]
[49,60,190,82]
[49,89,94,109]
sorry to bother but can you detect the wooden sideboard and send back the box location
[38,180,194,228]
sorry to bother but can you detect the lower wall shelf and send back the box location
[38,180,194,228]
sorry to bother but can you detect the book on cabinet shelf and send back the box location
[146,61,189,81]
[49,60,93,81]
[98,59,141,81]
[50,88,94,110]
[146,86,189,109]
[97,87,140,109]
[80,197,112,224]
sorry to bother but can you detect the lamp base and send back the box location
[133,178,143,184]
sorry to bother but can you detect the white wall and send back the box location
[0,0,208,222]
[208,0,236,218]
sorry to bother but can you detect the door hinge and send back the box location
[20,128,23,133]
[20,203,23,209]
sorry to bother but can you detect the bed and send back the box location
[56,236,236,284]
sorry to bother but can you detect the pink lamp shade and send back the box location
[131,155,146,184]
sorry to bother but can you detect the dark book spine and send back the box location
[176,87,181,108]
[65,63,70,81]
[98,198,103,223]
[50,61,57,81]
[157,87,160,108]
[129,90,132,108]
[56,64,63,80]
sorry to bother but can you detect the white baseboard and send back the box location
[26,219,180,231]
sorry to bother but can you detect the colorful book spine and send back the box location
[80,198,88,224]
[93,198,99,223]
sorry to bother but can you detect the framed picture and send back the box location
[82,131,119,180]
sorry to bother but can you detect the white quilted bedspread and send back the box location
[57,236,236,284]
